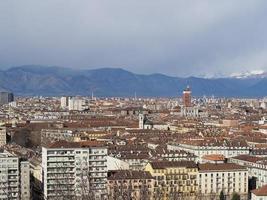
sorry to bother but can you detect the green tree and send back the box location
[219,190,225,200]
[231,192,240,200]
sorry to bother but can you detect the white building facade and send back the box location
[168,143,250,162]
[0,150,30,200]
[68,97,87,111]
[42,141,108,200]
[198,163,248,200]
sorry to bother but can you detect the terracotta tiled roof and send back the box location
[252,184,267,196]
[202,154,225,161]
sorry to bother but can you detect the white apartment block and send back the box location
[229,155,267,188]
[0,150,30,200]
[68,97,87,111]
[168,143,250,162]
[198,163,248,200]
[60,96,69,109]
[42,140,108,200]
[180,106,200,118]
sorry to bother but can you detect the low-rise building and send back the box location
[198,163,248,200]
[229,155,267,188]
[145,161,198,199]
[107,170,154,200]
[251,184,267,200]
[169,141,250,161]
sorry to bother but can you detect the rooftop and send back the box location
[108,170,153,180]
[48,140,105,148]
[199,163,246,171]
[251,184,267,196]
[150,161,197,169]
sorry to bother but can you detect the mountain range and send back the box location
[0,65,267,97]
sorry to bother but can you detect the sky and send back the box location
[1,0,267,77]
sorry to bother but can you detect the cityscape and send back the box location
[2,1,267,200]
[0,88,266,199]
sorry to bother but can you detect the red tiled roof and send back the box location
[252,184,267,196]
[202,154,225,161]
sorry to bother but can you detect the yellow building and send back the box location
[145,161,198,200]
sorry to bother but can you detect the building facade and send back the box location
[0,126,6,146]
[107,170,154,200]
[198,163,248,200]
[229,155,267,188]
[42,140,108,200]
[0,150,30,200]
[145,161,198,199]
[60,96,69,109]
[68,97,87,111]
[183,86,192,107]
[0,92,14,105]
[169,143,250,161]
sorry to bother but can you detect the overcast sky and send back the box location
[1,0,267,77]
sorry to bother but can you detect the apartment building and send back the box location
[0,91,14,105]
[198,163,248,200]
[41,128,83,146]
[29,157,43,200]
[0,126,6,146]
[107,170,154,200]
[68,97,88,111]
[20,161,31,200]
[0,150,30,200]
[229,155,267,188]
[251,184,267,200]
[42,140,108,200]
[145,161,198,199]
[169,141,250,162]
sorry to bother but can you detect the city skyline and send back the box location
[2,1,267,200]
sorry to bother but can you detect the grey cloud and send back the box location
[0,0,267,77]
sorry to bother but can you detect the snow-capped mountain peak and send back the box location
[230,70,266,79]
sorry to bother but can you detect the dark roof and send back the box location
[199,163,246,172]
[48,140,105,148]
[144,119,153,125]
[231,154,265,163]
[150,161,197,169]
[108,170,153,180]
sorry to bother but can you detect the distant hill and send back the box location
[1,65,267,97]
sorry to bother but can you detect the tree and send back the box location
[219,190,225,200]
[231,192,240,200]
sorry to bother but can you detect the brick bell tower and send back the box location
[183,85,191,107]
